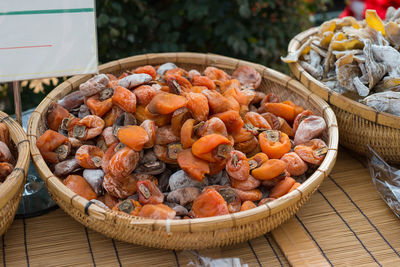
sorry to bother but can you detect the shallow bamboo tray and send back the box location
[288,27,400,164]
[28,52,338,249]
[0,111,30,235]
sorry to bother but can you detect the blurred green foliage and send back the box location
[97,0,328,70]
[2,0,329,114]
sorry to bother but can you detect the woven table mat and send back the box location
[1,148,399,267]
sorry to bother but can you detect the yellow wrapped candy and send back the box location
[319,20,336,35]
[365,9,385,36]
[331,39,364,51]
[320,31,334,48]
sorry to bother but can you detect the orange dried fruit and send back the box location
[36,130,71,164]
[137,180,164,205]
[135,105,172,126]
[234,136,259,154]
[147,92,187,115]
[133,85,157,106]
[101,143,118,174]
[269,177,296,199]
[231,175,260,191]
[264,103,295,122]
[177,149,210,182]
[240,200,257,211]
[261,112,281,130]
[294,138,327,165]
[186,92,209,121]
[167,74,192,93]
[192,134,232,162]
[164,68,189,80]
[112,86,137,113]
[75,145,104,169]
[86,95,113,117]
[103,173,138,199]
[226,150,250,181]
[133,65,156,79]
[156,125,180,145]
[278,117,294,137]
[281,100,304,119]
[244,111,271,129]
[0,141,14,164]
[212,110,244,133]
[247,153,269,170]
[234,188,262,202]
[203,67,230,82]
[140,120,157,149]
[195,117,228,138]
[70,115,105,140]
[231,127,256,144]
[180,119,198,149]
[139,204,176,219]
[0,123,10,148]
[0,162,13,181]
[192,75,216,90]
[108,146,139,178]
[208,159,228,175]
[64,175,97,200]
[259,130,291,159]
[171,107,191,136]
[252,159,287,180]
[104,106,124,127]
[219,79,241,94]
[117,125,149,152]
[192,188,229,218]
[47,103,70,131]
[202,90,231,114]
[281,152,308,176]
[153,144,179,165]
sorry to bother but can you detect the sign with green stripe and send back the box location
[0,8,94,16]
[0,0,98,82]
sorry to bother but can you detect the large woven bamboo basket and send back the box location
[28,53,338,249]
[288,27,400,164]
[0,111,30,235]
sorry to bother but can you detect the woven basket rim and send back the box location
[28,52,338,232]
[0,111,30,210]
[287,27,400,129]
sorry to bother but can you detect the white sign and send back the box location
[0,0,98,82]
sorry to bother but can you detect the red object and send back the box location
[339,0,400,19]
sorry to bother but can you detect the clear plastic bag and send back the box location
[177,249,249,267]
[368,145,400,218]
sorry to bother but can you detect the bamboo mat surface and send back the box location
[1,148,400,267]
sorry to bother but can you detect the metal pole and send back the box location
[12,81,22,125]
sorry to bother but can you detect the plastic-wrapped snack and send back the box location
[368,145,400,218]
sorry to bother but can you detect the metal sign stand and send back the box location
[12,81,22,125]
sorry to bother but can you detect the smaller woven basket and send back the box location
[288,27,400,164]
[0,111,30,236]
[28,53,338,249]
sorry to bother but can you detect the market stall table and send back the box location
[1,147,399,266]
